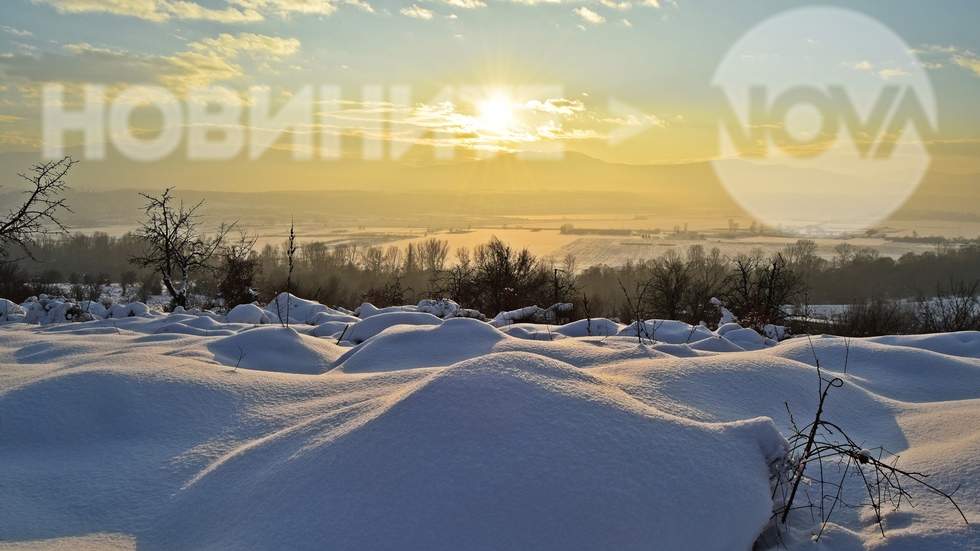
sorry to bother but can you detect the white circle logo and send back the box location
[711,7,938,231]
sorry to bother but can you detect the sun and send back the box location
[476,94,516,133]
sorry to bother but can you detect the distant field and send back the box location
[72,211,966,270]
[279,225,944,269]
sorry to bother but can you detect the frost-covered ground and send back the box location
[0,294,978,550]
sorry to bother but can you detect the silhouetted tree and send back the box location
[0,157,75,261]
[218,230,260,309]
[723,253,806,329]
[129,188,232,310]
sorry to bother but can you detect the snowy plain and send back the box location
[0,294,978,550]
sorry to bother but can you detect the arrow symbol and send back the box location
[608,97,660,146]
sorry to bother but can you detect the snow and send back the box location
[552,317,624,337]
[0,299,24,322]
[616,319,716,344]
[0,296,978,550]
[108,302,150,318]
[225,303,273,324]
[343,311,443,344]
[265,292,335,324]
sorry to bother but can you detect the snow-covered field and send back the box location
[0,295,978,550]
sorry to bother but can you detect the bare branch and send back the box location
[0,157,75,261]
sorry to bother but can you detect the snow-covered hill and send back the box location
[0,295,978,550]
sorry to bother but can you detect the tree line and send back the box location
[1,161,978,336]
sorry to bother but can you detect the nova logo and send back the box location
[711,7,938,231]
[722,85,932,160]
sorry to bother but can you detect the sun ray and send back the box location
[476,93,516,133]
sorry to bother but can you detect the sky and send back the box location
[0,0,979,184]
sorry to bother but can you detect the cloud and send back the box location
[877,68,910,80]
[441,0,485,8]
[573,7,604,24]
[2,26,34,37]
[372,92,608,153]
[910,44,958,55]
[0,32,302,92]
[400,4,434,18]
[190,33,301,62]
[32,0,264,22]
[602,113,664,127]
[619,18,632,27]
[952,53,980,77]
[598,0,630,8]
[910,44,980,77]
[520,98,585,116]
[31,0,376,22]
[232,0,374,16]
[851,60,872,70]
[505,0,565,5]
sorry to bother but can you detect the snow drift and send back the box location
[1,298,978,550]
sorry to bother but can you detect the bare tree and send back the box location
[643,248,692,320]
[129,187,233,309]
[723,253,806,331]
[419,237,450,272]
[218,229,260,309]
[472,236,549,315]
[913,278,980,333]
[0,157,75,261]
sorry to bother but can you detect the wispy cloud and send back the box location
[848,59,919,81]
[31,0,263,22]
[400,4,434,19]
[233,0,375,16]
[318,94,632,154]
[191,33,301,62]
[912,44,980,77]
[30,0,375,22]
[877,68,910,81]
[441,0,486,8]
[0,32,303,93]
[2,26,34,37]
[952,52,980,77]
[910,44,958,55]
[573,7,604,24]
[598,0,631,9]
[521,98,586,116]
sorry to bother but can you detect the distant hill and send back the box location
[0,148,976,227]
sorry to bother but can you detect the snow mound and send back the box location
[868,331,980,359]
[156,314,236,336]
[108,302,150,318]
[335,317,506,372]
[617,319,715,344]
[3,298,979,550]
[225,303,272,324]
[0,299,25,322]
[343,311,443,344]
[209,326,344,374]
[498,322,563,340]
[765,336,980,403]
[719,327,778,350]
[159,352,786,551]
[265,293,338,324]
[354,302,418,318]
[308,311,360,325]
[552,317,624,337]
